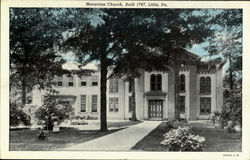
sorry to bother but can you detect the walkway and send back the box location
[57,121,161,151]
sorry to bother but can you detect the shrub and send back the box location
[37,129,48,140]
[71,119,88,125]
[72,114,98,120]
[35,94,74,130]
[10,101,31,127]
[161,126,205,151]
[226,127,237,134]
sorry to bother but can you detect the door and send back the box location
[148,100,163,119]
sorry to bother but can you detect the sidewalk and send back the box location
[57,121,161,151]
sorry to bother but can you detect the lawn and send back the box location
[10,120,141,151]
[132,122,242,152]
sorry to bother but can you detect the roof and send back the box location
[62,61,99,71]
[197,57,226,71]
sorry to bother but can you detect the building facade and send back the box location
[32,55,225,121]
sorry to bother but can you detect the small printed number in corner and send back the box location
[223,153,239,157]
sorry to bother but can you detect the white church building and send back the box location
[32,50,225,120]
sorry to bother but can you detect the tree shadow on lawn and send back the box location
[9,127,123,151]
[132,122,171,151]
[132,122,242,152]
[107,120,141,128]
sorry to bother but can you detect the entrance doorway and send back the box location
[148,100,163,120]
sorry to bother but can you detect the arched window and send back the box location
[180,74,185,92]
[200,76,211,93]
[150,74,156,91]
[157,74,162,91]
[205,77,211,93]
[151,74,162,91]
[200,77,206,93]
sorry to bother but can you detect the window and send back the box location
[180,96,185,113]
[80,95,86,112]
[81,81,86,86]
[129,96,133,112]
[57,76,63,86]
[151,74,162,91]
[180,74,185,92]
[200,77,205,93]
[200,77,211,93]
[109,79,119,93]
[58,82,63,86]
[68,76,74,86]
[91,95,97,112]
[128,80,132,92]
[205,77,211,93]
[200,97,211,114]
[80,76,87,86]
[157,74,162,91]
[109,97,119,112]
[151,74,156,91]
[92,75,98,86]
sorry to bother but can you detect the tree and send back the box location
[10,100,31,127]
[62,10,124,131]
[10,8,69,105]
[206,9,242,90]
[62,8,216,130]
[35,90,74,130]
[110,9,211,120]
[205,9,242,128]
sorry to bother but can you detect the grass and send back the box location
[132,122,171,151]
[10,128,121,151]
[132,122,242,152]
[107,120,141,128]
[10,120,141,151]
[191,127,242,152]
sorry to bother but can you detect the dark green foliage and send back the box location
[73,115,98,120]
[205,9,242,131]
[10,8,69,105]
[35,93,74,130]
[107,9,210,121]
[37,129,48,140]
[10,101,31,127]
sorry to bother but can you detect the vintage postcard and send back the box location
[1,0,250,159]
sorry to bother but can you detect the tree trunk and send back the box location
[131,77,137,121]
[229,57,234,90]
[174,66,180,120]
[100,62,108,132]
[21,76,26,106]
[47,116,54,130]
